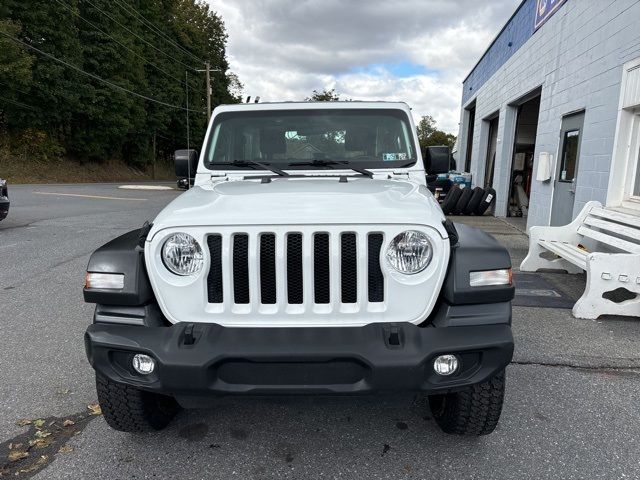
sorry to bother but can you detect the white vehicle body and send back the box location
[145,102,451,327]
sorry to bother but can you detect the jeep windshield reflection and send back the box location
[205,108,417,171]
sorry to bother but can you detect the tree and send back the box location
[307,88,340,101]
[424,130,456,150]
[416,115,436,146]
[1,0,240,165]
[416,115,456,151]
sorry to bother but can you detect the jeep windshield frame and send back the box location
[204,108,418,172]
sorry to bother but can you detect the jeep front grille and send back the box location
[206,231,385,309]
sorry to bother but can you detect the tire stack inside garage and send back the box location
[441,185,496,216]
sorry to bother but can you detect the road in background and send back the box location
[1,184,640,479]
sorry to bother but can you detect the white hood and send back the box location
[149,177,447,240]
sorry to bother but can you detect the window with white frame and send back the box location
[626,111,640,200]
[607,59,640,208]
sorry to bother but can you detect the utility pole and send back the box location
[185,73,190,148]
[196,63,221,121]
[205,61,212,121]
[152,130,156,180]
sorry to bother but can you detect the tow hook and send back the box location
[183,323,197,346]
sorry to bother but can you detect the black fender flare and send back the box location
[83,228,154,306]
[441,222,514,305]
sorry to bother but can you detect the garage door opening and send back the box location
[508,92,541,217]
[463,102,476,173]
[484,114,500,189]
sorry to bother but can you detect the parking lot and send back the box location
[2,183,640,479]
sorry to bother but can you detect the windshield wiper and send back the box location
[288,159,373,178]
[212,160,289,177]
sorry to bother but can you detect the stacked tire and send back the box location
[441,185,496,216]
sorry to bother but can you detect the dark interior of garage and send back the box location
[508,94,541,217]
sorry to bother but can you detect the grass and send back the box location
[0,156,175,184]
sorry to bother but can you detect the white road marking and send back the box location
[118,185,174,191]
[33,191,147,202]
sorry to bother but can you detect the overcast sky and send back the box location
[211,0,521,134]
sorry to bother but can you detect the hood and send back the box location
[150,177,446,238]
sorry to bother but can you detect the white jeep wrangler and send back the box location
[83,102,514,435]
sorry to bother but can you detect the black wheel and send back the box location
[452,187,473,215]
[464,187,485,215]
[96,374,180,432]
[475,187,497,215]
[429,370,505,436]
[441,186,462,215]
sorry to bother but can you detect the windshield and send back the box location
[205,108,417,171]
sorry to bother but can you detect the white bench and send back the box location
[520,201,640,319]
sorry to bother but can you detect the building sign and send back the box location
[534,0,568,30]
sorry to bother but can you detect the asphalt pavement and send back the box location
[1,183,639,479]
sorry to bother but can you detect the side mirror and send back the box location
[424,146,451,174]
[174,149,198,179]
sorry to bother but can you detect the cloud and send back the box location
[211,0,520,133]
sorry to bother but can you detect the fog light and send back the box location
[132,354,155,375]
[433,354,459,376]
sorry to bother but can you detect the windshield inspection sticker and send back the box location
[383,153,407,161]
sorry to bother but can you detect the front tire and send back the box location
[96,375,180,432]
[428,370,505,436]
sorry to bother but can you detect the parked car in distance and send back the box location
[0,178,9,221]
[83,101,515,436]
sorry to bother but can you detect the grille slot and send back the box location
[368,234,384,302]
[260,234,276,304]
[207,235,223,303]
[341,233,357,303]
[287,233,303,304]
[233,234,250,304]
[314,233,330,304]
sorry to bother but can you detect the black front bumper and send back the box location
[85,319,513,399]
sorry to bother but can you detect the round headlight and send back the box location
[161,233,204,276]
[386,230,433,274]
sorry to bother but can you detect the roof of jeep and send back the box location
[212,101,411,113]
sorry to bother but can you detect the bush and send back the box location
[5,128,65,163]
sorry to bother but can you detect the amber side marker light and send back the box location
[85,272,125,289]
[469,268,512,287]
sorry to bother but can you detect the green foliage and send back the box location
[7,128,65,162]
[307,88,340,102]
[0,20,33,86]
[425,130,456,150]
[416,115,436,144]
[416,115,456,151]
[0,0,240,165]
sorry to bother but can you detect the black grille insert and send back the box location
[341,233,357,303]
[260,234,276,304]
[368,234,384,302]
[287,233,303,304]
[314,233,330,304]
[233,234,250,304]
[207,235,223,303]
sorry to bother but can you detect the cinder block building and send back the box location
[457,0,640,229]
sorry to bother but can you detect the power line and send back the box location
[0,30,192,111]
[82,0,198,73]
[52,0,189,88]
[111,0,204,65]
[0,95,38,111]
[0,80,32,97]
